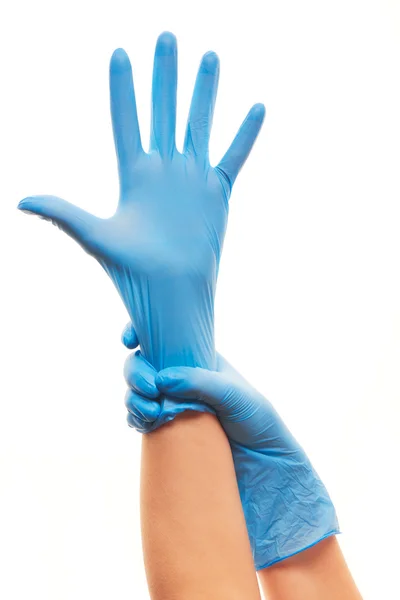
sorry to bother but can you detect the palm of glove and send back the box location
[96,156,228,277]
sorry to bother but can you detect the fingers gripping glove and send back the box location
[122,327,340,570]
[18,32,265,426]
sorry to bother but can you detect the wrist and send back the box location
[131,279,216,370]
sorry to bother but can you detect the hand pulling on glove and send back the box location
[122,323,340,570]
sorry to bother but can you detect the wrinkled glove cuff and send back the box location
[231,441,340,570]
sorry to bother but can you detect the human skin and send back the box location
[123,332,363,599]
[140,412,261,600]
[258,536,363,600]
[139,392,362,600]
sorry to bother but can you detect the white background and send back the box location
[1,1,400,598]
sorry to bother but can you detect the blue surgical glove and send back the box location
[122,324,340,569]
[18,32,265,384]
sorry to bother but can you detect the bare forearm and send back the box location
[140,411,261,600]
[258,536,362,600]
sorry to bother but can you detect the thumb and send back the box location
[18,195,101,254]
[155,367,229,408]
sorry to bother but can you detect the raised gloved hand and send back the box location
[122,323,340,569]
[18,32,265,377]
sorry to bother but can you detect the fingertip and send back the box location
[155,368,183,392]
[18,197,33,209]
[126,412,135,428]
[18,197,45,215]
[249,102,266,122]
[143,400,162,421]
[155,374,172,394]
[124,352,159,398]
[127,411,146,431]
[17,196,50,218]
[138,374,159,399]
[18,195,58,213]
[156,31,177,56]
[121,323,138,349]
[125,389,161,424]
[154,373,167,391]
[110,48,131,73]
[155,370,172,390]
[200,51,220,75]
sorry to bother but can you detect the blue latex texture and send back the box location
[18,32,265,428]
[122,325,340,570]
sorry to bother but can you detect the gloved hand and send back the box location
[18,32,265,379]
[122,323,340,569]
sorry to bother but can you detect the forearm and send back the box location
[140,411,261,600]
[258,536,362,600]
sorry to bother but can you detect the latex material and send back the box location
[18,33,265,427]
[123,325,340,570]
